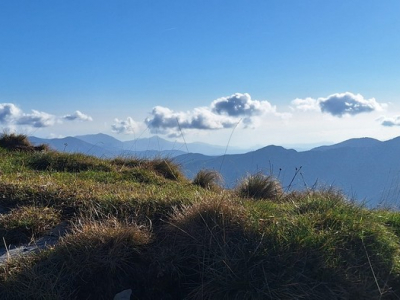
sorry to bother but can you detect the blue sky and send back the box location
[1,1,400,149]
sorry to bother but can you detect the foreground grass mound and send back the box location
[0,133,48,152]
[1,143,400,299]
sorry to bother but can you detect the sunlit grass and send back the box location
[0,135,400,299]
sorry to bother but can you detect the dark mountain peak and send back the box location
[311,137,381,152]
[256,145,296,153]
[75,133,123,146]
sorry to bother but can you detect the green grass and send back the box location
[236,172,283,200]
[192,169,223,190]
[1,135,400,299]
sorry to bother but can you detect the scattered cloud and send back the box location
[1,103,56,128]
[291,97,319,112]
[63,111,93,122]
[16,110,56,128]
[319,92,384,117]
[0,103,22,124]
[292,92,386,117]
[378,116,400,127]
[145,106,238,134]
[145,93,286,136]
[211,93,276,117]
[0,102,92,129]
[112,117,142,134]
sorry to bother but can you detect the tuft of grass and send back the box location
[0,133,49,152]
[153,198,263,299]
[192,169,223,190]
[236,173,283,200]
[0,219,152,300]
[28,151,112,172]
[150,158,183,181]
[0,206,61,245]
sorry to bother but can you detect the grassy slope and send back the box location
[0,145,399,299]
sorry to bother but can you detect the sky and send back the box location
[1,0,400,150]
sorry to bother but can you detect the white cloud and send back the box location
[211,93,276,117]
[16,110,56,128]
[145,106,238,134]
[378,116,400,127]
[145,93,286,136]
[0,102,92,129]
[0,103,56,128]
[319,92,384,117]
[291,97,319,112]
[0,103,22,124]
[112,117,142,134]
[292,92,385,117]
[63,111,93,122]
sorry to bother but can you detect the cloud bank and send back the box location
[291,92,385,117]
[0,103,92,129]
[143,93,284,136]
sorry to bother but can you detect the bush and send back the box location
[236,173,283,200]
[192,169,223,190]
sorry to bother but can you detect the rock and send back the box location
[113,289,132,300]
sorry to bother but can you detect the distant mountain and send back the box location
[74,133,249,155]
[174,137,400,208]
[28,135,186,158]
[29,136,110,157]
[29,133,400,207]
[75,133,124,152]
[311,137,382,152]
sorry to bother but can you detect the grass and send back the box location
[236,172,283,200]
[0,132,49,152]
[0,206,60,245]
[1,133,400,299]
[192,169,223,190]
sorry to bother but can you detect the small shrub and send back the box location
[236,173,283,200]
[192,169,223,190]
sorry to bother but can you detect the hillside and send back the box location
[1,134,400,299]
[175,137,400,208]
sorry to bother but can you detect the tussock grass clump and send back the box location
[110,157,144,168]
[0,133,48,152]
[237,173,283,200]
[247,190,400,299]
[28,151,111,172]
[0,219,152,300]
[192,169,223,190]
[154,198,263,299]
[150,158,183,180]
[0,206,60,245]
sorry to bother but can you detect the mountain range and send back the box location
[28,133,400,208]
[29,133,248,158]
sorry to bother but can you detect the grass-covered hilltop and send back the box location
[0,133,400,299]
